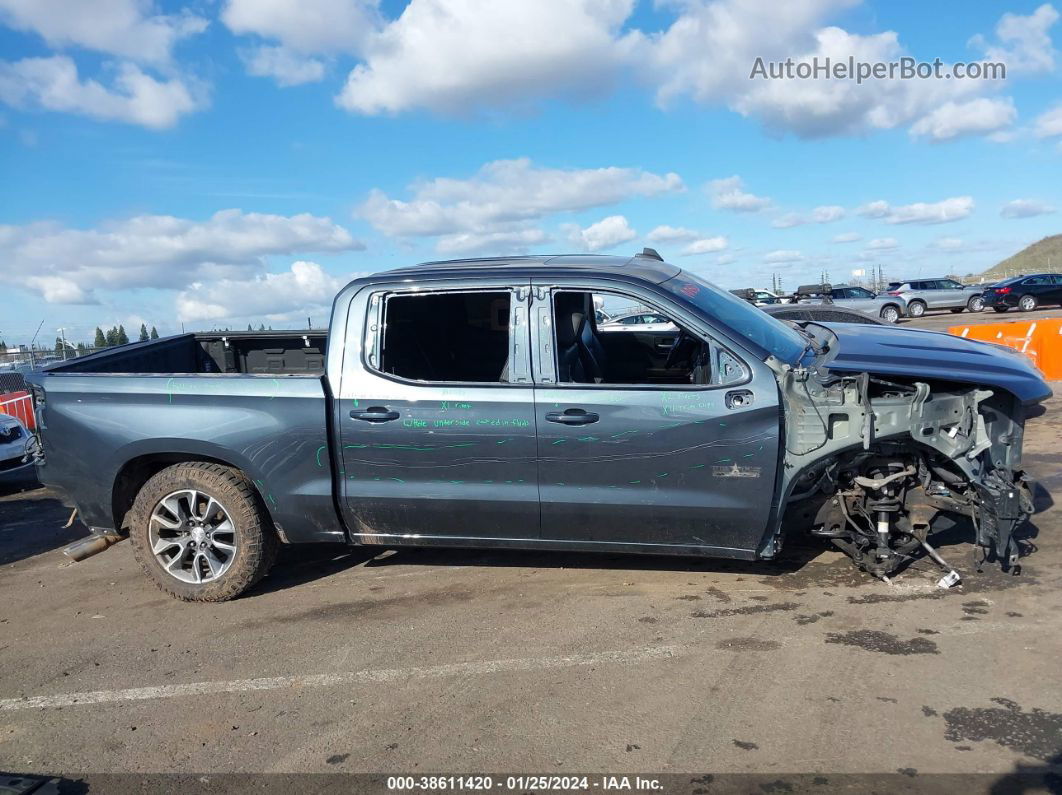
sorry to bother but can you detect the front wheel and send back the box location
[906,300,926,318]
[967,296,985,312]
[879,305,900,323]
[1019,294,1038,312]
[129,462,278,601]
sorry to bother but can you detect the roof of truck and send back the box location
[372,250,682,284]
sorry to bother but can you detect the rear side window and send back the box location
[1024,276,1048,285]
[376,291,512,383]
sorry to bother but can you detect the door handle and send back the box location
[724,390,754,410]
[545,408,600,425]
[350,407,400,422]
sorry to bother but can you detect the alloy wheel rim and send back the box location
[882,307,898,322]
[910,302,925,316]
[1021,297,1034,310]
[970,298,984,311]
[149,489,237,584]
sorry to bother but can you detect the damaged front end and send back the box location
[767,329,1047,583]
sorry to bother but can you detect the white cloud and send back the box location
[857,196,974,225]
[1,209,362,304]
[222,0,380,86]
[435,227,549,255]
[336,0,637,114]
[680,236,728,255]
[1001,199,1057,219]
[934,237,964,249]
[707,176,772,212]
[240,46,325,87]
[812,205,845,223]
[176,261,348,324]
[969,3,1059,74]
[222,0,379,54]
[866,237,899,250]
[358,158,682,243]
[772,204,845,227]
[0,0,207,64]
[23,275,95,304]
[647,225,699,243]
[1033,104,1062,138]
[0,56,204,129]
[832,232,861,243]
[909,98,1016,141]
[564,215,636,252]
[763,249,804,263]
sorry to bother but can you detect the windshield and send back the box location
[660,271,809,365]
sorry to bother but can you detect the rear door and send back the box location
[529,277,780,556]
[334,279,540,543]
[1050,275,1062,305]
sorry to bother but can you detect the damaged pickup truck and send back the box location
[27,250,1051,601]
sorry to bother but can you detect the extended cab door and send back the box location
[332,278,539,543]
[529,278,780,557]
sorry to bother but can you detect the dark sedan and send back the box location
[982,273,1062,312]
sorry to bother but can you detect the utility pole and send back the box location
[307,316,312,330]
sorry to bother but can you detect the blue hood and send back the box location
[816,323,1052,406]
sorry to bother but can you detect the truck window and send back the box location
[552,290,739,386]
[377,291,512,383]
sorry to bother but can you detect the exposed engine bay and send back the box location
[769,348,1035,585]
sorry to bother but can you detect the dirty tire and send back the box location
[906,300,926,318]
[129,462,277,602]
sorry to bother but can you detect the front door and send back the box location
[529,279,781,556]
[335,280,539,543]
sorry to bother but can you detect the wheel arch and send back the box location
[112,451,258,534]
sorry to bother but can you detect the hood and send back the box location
[816,323,1052,406]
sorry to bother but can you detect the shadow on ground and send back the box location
[0,474,87,566]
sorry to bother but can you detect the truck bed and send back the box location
[46,331,327,376]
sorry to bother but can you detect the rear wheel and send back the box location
[906,300,926,318]
[879,305,900,323]
[1019,294,1037,312]
[967,296,985,312]
[129,462,277,602]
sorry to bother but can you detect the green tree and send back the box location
[116,325,129,345]
[258,323,266,331]
[94,327,107,348]
[0,340,6,352]
[150,326,159,339]
[247,324,253,331]
[139,323,149,342]
[105,327,118,346]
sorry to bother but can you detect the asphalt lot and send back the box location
[1,308,1061,792]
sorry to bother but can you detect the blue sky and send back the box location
[0,0,1060,346]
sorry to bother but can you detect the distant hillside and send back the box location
[983,234,1062,279]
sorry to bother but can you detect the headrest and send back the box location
[554,292,591,346]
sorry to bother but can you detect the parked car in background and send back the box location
[885,278,985,317]
[761,304,888,325]
[598,309,677,332]
[794,284,908,323]
[0,413,31,474]
[981,273,1062,313]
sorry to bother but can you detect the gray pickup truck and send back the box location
[28,251,1050,601]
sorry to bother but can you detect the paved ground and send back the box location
[1,309,1060,792]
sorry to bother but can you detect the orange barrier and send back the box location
[0,390,35,431]
[948,317,1062,380]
